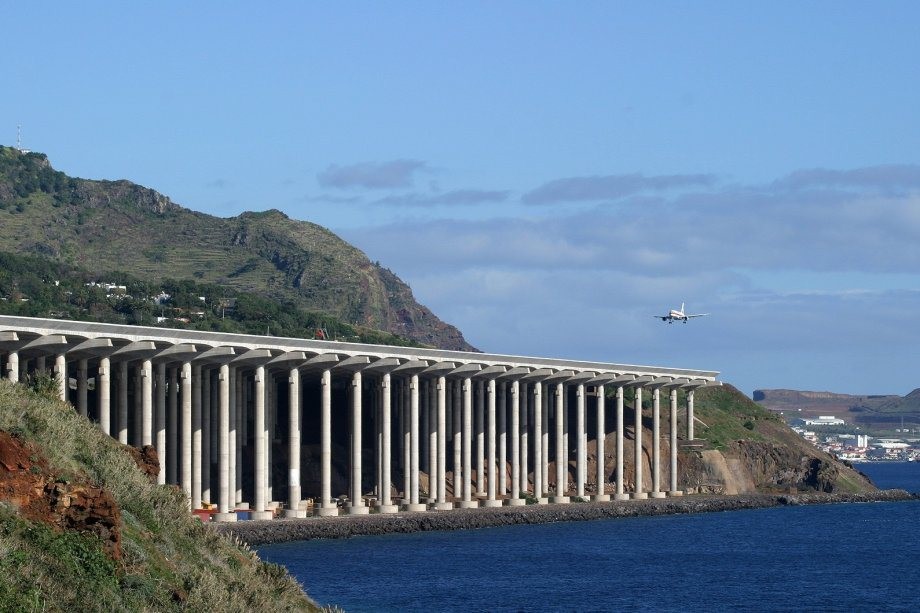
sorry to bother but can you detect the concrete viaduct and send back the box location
[0,315,719,522]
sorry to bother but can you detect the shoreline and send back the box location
[215,489,917,546]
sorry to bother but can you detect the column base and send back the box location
[534,497,548,505]
[550,495,570,504]
[482,499,503,508]
[592,494,611,502]
[400,503,428,512]
[283,509,308,518]
[236,502,250,510]
[315,505,339,517]
[614,493,630,501]
[347,505,369,515]
[433,502,455,511]
[267,501,281,510]
[505,498,527,506]
[631,492,648,500]
[250,511,273,521]
[213,512,238,523]
[376,504,399,514]
[456,500,479,509]
[667,490,684,497]
[651,491,667,499]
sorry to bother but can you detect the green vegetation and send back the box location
[0,380,321,611]
[0,250,420,346]
[692,385,782,450]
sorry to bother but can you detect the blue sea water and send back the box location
[259,463,920,612]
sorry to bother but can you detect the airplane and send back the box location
[654,303,709,324]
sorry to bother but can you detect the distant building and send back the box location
[801,415,846,426]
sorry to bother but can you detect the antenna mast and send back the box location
[17,124,22,151]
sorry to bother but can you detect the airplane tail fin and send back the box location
[680,302,685,314]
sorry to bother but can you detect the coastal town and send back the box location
[786,414,920,462]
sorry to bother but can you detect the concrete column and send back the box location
[5,351,18,382]
[266,372,274,503]
[348,370,367,515]
[552,383,569,503]
[484,379,501,507]
[651,387,664,498]
[77,359,88,418]
[632,387,647,499]
[615,386,628,500]
[541,385,549,497]
[251,365,271,520]
[476,380,485,496]
[378,373,398,513]
[214,363,236,521]
[576,383,585,498]
[520,382,529,495]
[594,385,610,502]
[498,381,507,497]
[201,369,211,505]
[98,358,110,436]
[420,380,429,477]
[181,362,192,501]
[232,369,242,506]
[669,388,682,497]
[434,375,451,510]
[452,379,462,498]
[402,380,410,503]
[687,390,695,441]
[317,369,337,516]
[167,368,178,485]
[402,374,426,512]
[533,383,544,501]
[118,361,128,445]
[284,367,305,518]
[55,353,67,402]
[458,377,476,508]
[192,364,202,510]
[155,363,167,484]
[140,359,153,446]
[508,380,524,505]
[36,355,46,374]
[427,379,437,504]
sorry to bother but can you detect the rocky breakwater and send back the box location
[217,489,917,546]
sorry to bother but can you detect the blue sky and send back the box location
[4,2,920,395]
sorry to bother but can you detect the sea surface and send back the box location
[259,462,920,612]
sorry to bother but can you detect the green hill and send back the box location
[0,379,321,611]
[0,146,474,351]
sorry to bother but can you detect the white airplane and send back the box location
[655,303,709,324]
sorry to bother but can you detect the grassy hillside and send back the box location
[0,146,474,350]
[0,379,322,611]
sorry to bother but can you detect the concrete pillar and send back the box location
[77,359,88,418]
[402,380,410,503]
[434,375,451,510]
[552,383,569,503]
[541,385,549,497]
[687,390,695,441]
[284,367,305,518]
[133,367,142,446]
[36,355,46,374]
[615,386,628,500]
[214,364,235,521]
[576,383,585,498]
[232,369,241,506]
[594,385,610,502]
[192,364,203,510]
[534,383,545,501]
[452,379,462,498]
[98,358,110,436]
[348,370,367,515]
[669,388,682,497]
[498,381,507,497]
[508,380,524,505]
[181,362,192,501]
[140,359,153,446]
[55,353,67,402]
[155,363,167,484]
[251,365,271,520]
[266,372,274,503]
[476,380,485,496]
[201,369,212,505]
[520,382,529,495]
[484,379,501,507]
[5,351,18,383]
[651,387,664,498]
[427,379,437,504]
[632,387,647,499]
[118,361,128,445]
[458,377,476,508]
[420,380,429,477]
[167,368,178,484]
[317,369,337,516]
[378,373,398,513]
[402,374,426,512]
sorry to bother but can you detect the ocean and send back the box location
[258,462,920,612]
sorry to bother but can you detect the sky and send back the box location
[4,2,920,396]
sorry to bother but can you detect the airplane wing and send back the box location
[685,313,709,318]
[653,315,669,321]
